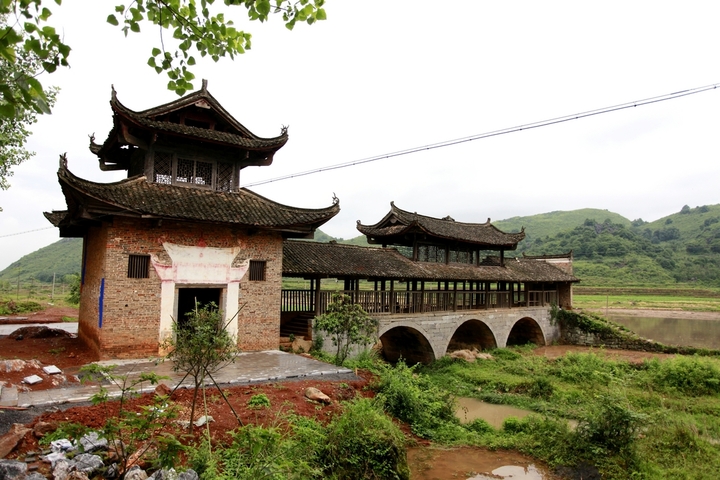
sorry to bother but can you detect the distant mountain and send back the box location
[0,238,81,283]
[5,205,720,287]
[493,208,632,248]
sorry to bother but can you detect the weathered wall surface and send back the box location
[80,217,283,359]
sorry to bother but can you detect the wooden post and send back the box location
[314,278,321,317]
[453,282,457,312]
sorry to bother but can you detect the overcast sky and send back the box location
[1,1,719,272]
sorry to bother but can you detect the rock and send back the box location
[52,458,72,480]
[475,353,494,360]
[0,459,27,480]
[79,431,108,453]
[0,424,30,459]
[2,359,27,372]
[34,421,57,438]
[291,338,313,353]
[123,465,148,480]
[105,462,119,479]
[148,468,178,480]
[26,473,47,480]
[193,416,214,427]
[304,387,331,404]
[177,469,199,480]
[66,471,90,480]
[50,438,75,453]
[449,349,476,362]
[155,383,172,397]
[42,451,67,467]
[72,453,104,475]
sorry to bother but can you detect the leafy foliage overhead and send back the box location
[0,0,327,119]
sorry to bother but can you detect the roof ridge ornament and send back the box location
[59,153,68,169]
[201,79,208,91]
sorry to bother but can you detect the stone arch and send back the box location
[447,319,497,352]
[506,317,546,346]
[379,326,436,364]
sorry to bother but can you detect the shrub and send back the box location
[248,393,271,409]
[372,361,457,440]
[324,398,409,480]
[649,356,720,396]
[314,293,378,365]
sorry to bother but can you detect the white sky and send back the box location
[1,1,720,271]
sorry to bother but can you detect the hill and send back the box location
[5,205,720,287]
[493,208,632,248]
[0,237,82,284]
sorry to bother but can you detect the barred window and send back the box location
[128,255,150,279]
[249,260,266,281]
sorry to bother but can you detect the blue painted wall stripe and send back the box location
[99,278,105,328]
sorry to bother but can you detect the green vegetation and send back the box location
[574,292,720,312]
[313,293,378,365]
[417,348,720,479]
[0,237,81,283]
[0,299,42,315]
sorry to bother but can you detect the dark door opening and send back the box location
[177,287,222,328]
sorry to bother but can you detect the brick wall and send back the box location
[81,216,284,359]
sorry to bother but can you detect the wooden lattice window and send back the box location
[217,162,234,192]
[154,152,173,184]
[249,260,266,281]
[128,255,150,279]
[176,158,213,186]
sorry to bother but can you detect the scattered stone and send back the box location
[449,350,476,362]
[52,458,72,479]
[149,468,179,480]
[124,465,148,480]
[1,359,27,373]
[0,424,30,459]
[72,453,104,475]
[177,469,199,480]
[105,462,119,479]
[42,451,67,467]
[33,421,57,438]
[292,338,313,353]
[304,387,331,404]
[0,459,27,480]
[22,375,43,385]
[9,326,72,339]
[155,383,172,397]
[79,431,108,453]
[43,365,63,375]
[26,473,47,480]
[193,415,214,427]
[51,438,75,453]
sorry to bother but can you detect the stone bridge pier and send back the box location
[376,307,559,364]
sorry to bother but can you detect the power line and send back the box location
[241,82,719,188]
[0,226,55,238]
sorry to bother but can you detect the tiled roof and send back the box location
[357,202,525,248]
[91,82,288,157]
[50,158,339,232]
[283,241,578,283]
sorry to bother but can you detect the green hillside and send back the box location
[0,237,82,283]
[494,208,632,248]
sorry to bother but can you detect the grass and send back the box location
[573,294,720,312]
[417,348,720,479]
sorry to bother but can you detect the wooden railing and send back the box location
[281,289,557,315]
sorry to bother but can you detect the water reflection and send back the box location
[607,315,720,350]
[408,446,550,480]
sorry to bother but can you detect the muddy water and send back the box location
[607,315,720,349]
[408,446,554,479]
[455,397,533,429]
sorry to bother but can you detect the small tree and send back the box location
[314,293,378,366]
[164,301,240,432]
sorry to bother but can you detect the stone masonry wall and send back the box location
[85,217,283,359]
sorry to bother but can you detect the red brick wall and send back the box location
[77,225,108,359]
[80,216,283,359]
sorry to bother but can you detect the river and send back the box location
[604,310,720,349]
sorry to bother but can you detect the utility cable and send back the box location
[241,82,720,188]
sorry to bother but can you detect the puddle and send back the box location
[455,397,533,429]
[408,446,552,480]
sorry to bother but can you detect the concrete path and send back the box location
[0,323,78,336]
[0,351,353,408]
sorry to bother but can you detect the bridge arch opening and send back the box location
[447,319,497,352]
[506,317,545,346]
[380,326,435,365]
